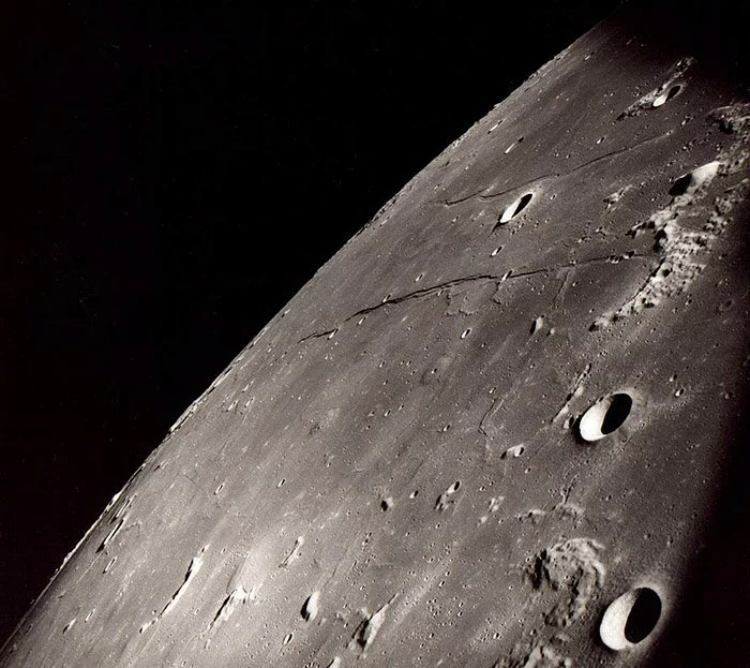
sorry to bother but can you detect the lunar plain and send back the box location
[3,3,750,666]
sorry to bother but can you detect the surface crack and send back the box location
[439,130,672,207]
[297,274,499,343]
[298,252,647,345]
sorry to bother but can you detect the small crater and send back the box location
[652,84,682,108]
[279,536,304,568]
[488,119,503,134]
[498,192,533,225]
[97,516,127,553]
[435,481,461,511]
[380,497,394,511]
[208,586,249,635]
[717,298,734,313]
[139,619,156,634]
[618,57,694,119]
[668,161,720,197]
[604,185,632,211]
[668,172,693,197]
[504,136,524,154]
[160,548,207,618]
[301,591,321,622]
[349,597,396,654]
[502,444,525,459]
[578,393,633,442]
[600,587,663,650]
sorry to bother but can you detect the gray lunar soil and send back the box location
[3,4,750,667]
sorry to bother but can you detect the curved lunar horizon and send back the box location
[4,2,749,666]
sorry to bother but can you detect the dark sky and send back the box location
[2,0,636,643]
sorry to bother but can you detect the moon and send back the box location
[3,3,749,666]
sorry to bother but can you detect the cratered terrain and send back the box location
[3,2,750,666]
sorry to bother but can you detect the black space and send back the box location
[3,0,646,643]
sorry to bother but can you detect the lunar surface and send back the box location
[4,3,749,666]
